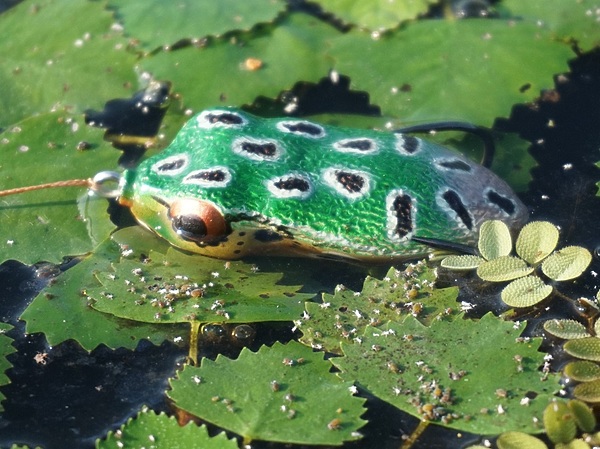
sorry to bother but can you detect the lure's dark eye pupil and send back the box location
[172,215,207,241]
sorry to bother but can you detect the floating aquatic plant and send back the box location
[441,220,592,308]
[544,312,600,404]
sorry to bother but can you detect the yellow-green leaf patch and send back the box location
[515,221,559,265]
[501,276,553,308]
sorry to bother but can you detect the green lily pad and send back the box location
[97,407,238,449]
[478,220,513,261]
[541,246,592,281]
[0,0,136,128]
[573,379,600,403]
[329,19,573,126]
[20,227,188,351]
[441,254,485,270]
[543,400,576,444]
[333,313,560,434]
[496,431,548,449]
[515,221,559,265]
[0,112,118,264]
[87,244,310,324]
[314,0,435,31]
[477,256,533,282]
[564,337,600,362]
[299,264,459,354]
[501,275,553,308]
[498,0,600,52]
[139,12,340,112]
[0,322,15,412]
[564,360,600,382]
[107,0,286,52]
[543,319,589,340]
[168,341,367,445]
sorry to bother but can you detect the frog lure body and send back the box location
[118,108,528,262]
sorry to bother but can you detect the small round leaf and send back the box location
[564,361,600,382]
[543,319,589,340]
[573,379,600,403]
[477,256,533,282]
[564,337,600,362]
[478,220,513,261]
[555,439,595,449]
[515,221,559,265]
[541,246,592,281]
[567,399,597,432]
[543,400,576,444]
[440,255,484,270]
[500,276,552,308]
[496,431,548,449]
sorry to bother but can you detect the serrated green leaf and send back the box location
[573,379,600,403]
[97,408,238,449]
[498,0,600,52]
[543,319,589,340]
[543,400,576,444]
[441,255,484,270]
[139,12,340,112]
[564,337,600,362]
[169,341,367,445]
[299,264,459,354]
[501,276,553,308]
[541,246,592,281]
[477,256,533,282]
[0,112,118,264]
[108,0,286,51]
[515,221,559,265]
[496,431,548,449]
[332,313,560,434]
[87,246,310,324]
[564,360,600,382]
[315,0,436,31]
[20,227,188,351]
[478,220,513,260]
[329,19,573,126]
[0,0,136,127]
[0,322,15,412]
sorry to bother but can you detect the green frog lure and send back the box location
[2,108,528,262]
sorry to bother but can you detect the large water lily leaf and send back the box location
[499,0,600,52]
[314,0,436,31]
[108,0,286,52]
[328,19,573,127]
[0,0,136,128]
[87,245,311,324]
[168,341,366,445]
[299,264,459,354]
[138,12,341,112]
[0,322,15,412]
[97,408,238,449]
[332,313,560,434]
[0,112,118,264]
[20,228,188,351]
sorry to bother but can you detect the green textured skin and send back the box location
[120,108,528,261]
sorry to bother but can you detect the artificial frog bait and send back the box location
[113,108,528,262]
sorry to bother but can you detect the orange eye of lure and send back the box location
[168,198,228,243]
